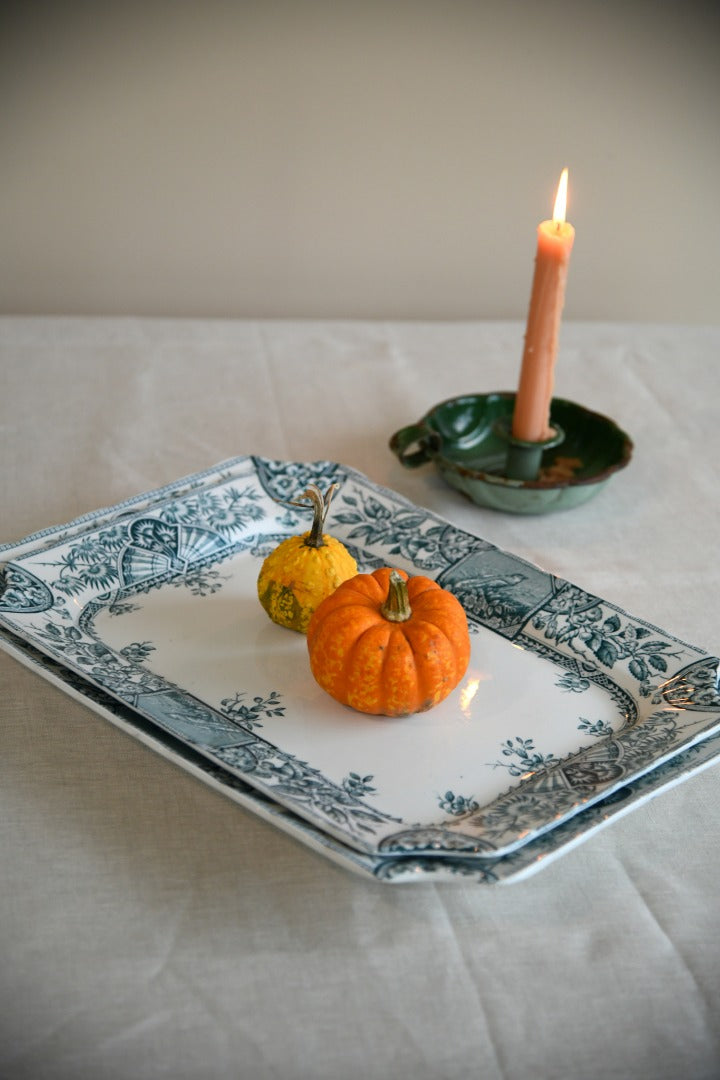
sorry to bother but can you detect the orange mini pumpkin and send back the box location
[306,567,471,717]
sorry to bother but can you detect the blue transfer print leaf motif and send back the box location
[438,791,480,816]
[119,641,156,664]
[489,737,557,777]
[577,716,614,738]
[333,487,478,571]
[220,690,285,731]
[172,567,229,597]
[162,485,265,534]
[555,672,591,693]
[39,484,266,599]
[30,621,167,697]
[533,595,685,686]
[342,773,377,798]
[215,740,399,838]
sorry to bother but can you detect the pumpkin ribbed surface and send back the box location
[306,567,470,716]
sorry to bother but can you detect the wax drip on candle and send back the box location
[511,168,575,446]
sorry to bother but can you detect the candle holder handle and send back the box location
[492,416,565,481]
[389,393,633,514]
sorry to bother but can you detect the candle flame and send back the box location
[552,167,569,224]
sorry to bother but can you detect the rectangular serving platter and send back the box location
[2,455,719,883]
[2,624,719,886]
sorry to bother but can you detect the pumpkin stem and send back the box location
[287,482,338,548]
[381,570,412,622]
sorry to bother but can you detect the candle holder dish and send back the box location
[389,392,633,514]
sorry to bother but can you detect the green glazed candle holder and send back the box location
[389,392,633,515]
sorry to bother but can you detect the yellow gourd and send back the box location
[257,482,357,633]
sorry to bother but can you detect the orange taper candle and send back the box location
[512,168,575,443]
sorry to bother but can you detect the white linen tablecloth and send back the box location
[1,317,719,1079]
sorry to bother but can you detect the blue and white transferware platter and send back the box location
[1,455,719,882]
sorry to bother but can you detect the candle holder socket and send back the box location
[492,416,565,482]
[389,392,633,515]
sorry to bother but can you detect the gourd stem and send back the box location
[381,570,412,622]
[287,483,338,549]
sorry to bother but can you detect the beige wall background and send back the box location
[2,0,719,322]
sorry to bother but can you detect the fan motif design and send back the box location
[119,517,228,586]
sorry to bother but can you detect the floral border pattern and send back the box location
[1,454,719,859]
[2,617,720,885]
